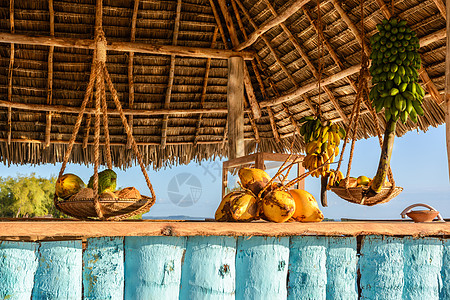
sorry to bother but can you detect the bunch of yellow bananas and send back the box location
[326,169,344,189]
[300,118,345,178]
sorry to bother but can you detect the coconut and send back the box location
[115,187,141,199]
[238,168,271,196]
[261,190,296,223]
[289,189,324,222]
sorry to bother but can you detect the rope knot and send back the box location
[95,29,107,63]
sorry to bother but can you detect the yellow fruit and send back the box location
[357,176,370,186]
[238,168,271,196]
[289,189,324,222]
[230,192,259,221]
[262,190,296,223]
[215,191,240,221]
[55,174,85,200]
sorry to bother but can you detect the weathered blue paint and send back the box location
[180,236,236,299]
[403,237,443,300]
[440,239,450,299]
[359,235,404,300]
[32,240,82,300]
[326,237,357,300]
[0,241,38,300]
[236,236,289,300]
[83,237,124,300]
[124,236,186,300]
[288,236,327,300]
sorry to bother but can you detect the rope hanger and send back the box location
[53,0,156,220]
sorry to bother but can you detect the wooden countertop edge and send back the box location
[0,221,450,241]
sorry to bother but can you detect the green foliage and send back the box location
[0,173,66,218]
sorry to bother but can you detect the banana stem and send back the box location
[320,174,328,207]
[369,119,396,194]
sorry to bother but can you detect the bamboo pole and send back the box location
[127,0,139,149]
[7,0,14,145]
[0,32,255,61]
[227,56,245,159]
[446,0,450,181]
[235,0,311,51]
[44,0,54,148]
[216,0,262,119]
[160,0,182,149]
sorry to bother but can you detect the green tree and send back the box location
[0,173,65,218]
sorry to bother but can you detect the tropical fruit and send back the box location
[238,168,271,196]
[215,191,238,221]
[99,191,118,199]
[289,189,324,222]
[88,169,117,194]
[55,174,85,199]
[357,176,371,186]
[229,191,259,221]
[115,187,141,199]
[261,190,296,223]
[338,177,358,188]
[369,18,425,124]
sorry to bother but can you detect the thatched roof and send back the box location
[0,0,446,169]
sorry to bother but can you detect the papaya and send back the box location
[88,169,117,194]
[55,174,85,200]
[289,189,324,222]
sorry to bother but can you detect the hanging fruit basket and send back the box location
[53,4,156,220]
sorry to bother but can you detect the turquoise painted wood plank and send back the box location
[359,235,404,300]
[32,240,82,300]
[326,237,357,300]
[83,237,124,300]
[0,241,38,300]
[236,236,289,300]
[403,237,443,300]
[288,236,327,300]
[440,239,450,299]
[124,236,186,300]
[180,236,236,299]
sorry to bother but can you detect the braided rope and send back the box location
[100,74,112,169]
[103,64,156,201]
[93,62,104,219]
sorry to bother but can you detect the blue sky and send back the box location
[0,124,448,220]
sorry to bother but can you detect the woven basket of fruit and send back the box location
[330,186,403,206]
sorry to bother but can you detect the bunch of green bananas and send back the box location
[369,17,425,124]
[299,117,346,178]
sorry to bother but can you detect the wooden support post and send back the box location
[127,0,139,149]
[235,0,310,51]
[7,0,14,145]
[44,0,54,148]
[446,0,450,181]
[216,0,262,119]
[161,0,182,149]
[227,56,245,159]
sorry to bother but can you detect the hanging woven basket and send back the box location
[53,2,156,220]
[330,186,403,206]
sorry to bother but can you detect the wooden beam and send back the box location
[234,0,311,51]
[331,0,370,57]
[260,0,349,123]
[161,0,182,149]
[216,0,262,118]
[231,0,280,142]
[7,0,14,145]
[375,0,443,105]
[420,28,446,48]
[44,0,54,148]
[0,99,233,115]
[127,0,139,149]
[446,0,450,181]
[283,105,301,136]
[194,27,219,146]
[432,0,446,20]
[0,32,255,61]
[261,64,361,108]
[227,56,245,159]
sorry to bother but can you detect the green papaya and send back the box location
[88,169,117,194]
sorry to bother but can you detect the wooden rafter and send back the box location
[235,0,311,51]
[161,0,182,149]
[0,32,254,61]
[194,27,219,146]
[374,0,444,105]
[432,0,446,20]
[127,0,139,149]
[231,0,279,143]
[44,0,55,148]
[259,0,349,124]
[216,0,262,119]
[7,0,14,145]
[331,0,370,57]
